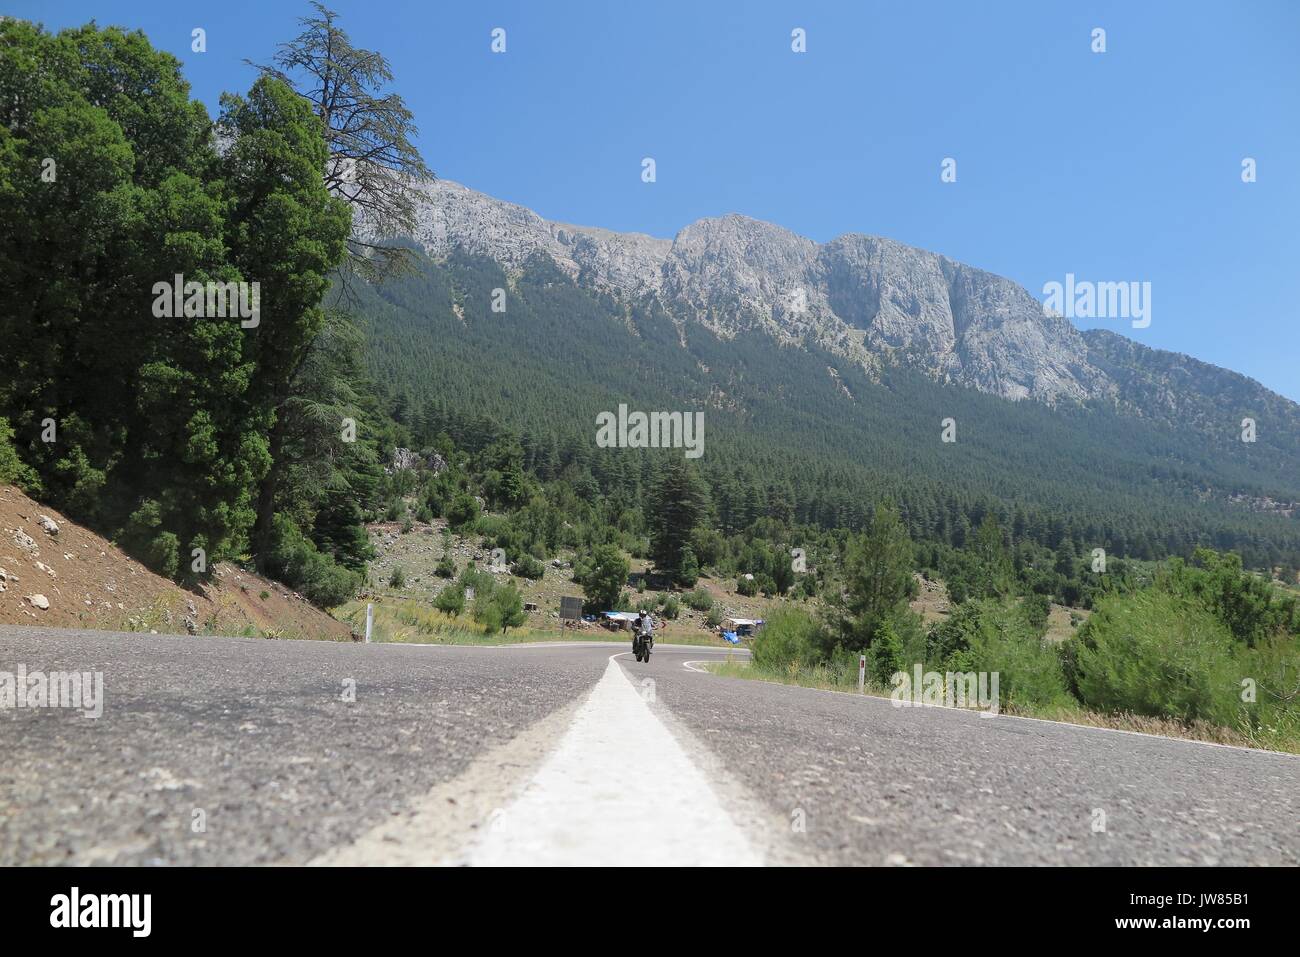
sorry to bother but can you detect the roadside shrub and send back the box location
[751,607,824,672]
[119,500,180,580]
[458,565,495,592]
[1168,549,1299,647]
[866,618,904,686]
[473,580,526,634]
[737,575,758,597]
[1070,590,1240,725]
[434,583,465,618]
[864,611,929,686]
[946,600,1072,712]
[705,607,724,629]
[262,514,360,608]
[1237,633,1300,747]
[434,555,456,578]
[661,596,681,620]
[576,544,628,613]
[389,566,407,588]
[926,601,984,661]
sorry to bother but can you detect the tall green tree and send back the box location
[647,461,710,584]
[827,504,918,650]
[579,543,630,613]
[244,4,432,572]
[218,76,352,566]
[0,22,263,580]
[0,21,349,585]
[970,514,1014,599]
[252,2,432,284]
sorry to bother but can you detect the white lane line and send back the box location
[682,660,712,673]
[461,655,762,866]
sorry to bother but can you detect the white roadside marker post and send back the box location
[858,654,866,694]
[365,603,373,644]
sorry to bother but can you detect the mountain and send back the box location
[349,178,1300,566]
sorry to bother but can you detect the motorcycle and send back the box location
[632,627,654,662]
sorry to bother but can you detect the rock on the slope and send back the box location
[26,594,49,610]
[37,514,59,536]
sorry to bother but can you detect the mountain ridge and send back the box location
[390,177,1291,420]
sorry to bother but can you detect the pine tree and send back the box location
[827,504,918,650]
[648,462,709,584]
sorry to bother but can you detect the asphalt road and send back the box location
[2,625,1296,865]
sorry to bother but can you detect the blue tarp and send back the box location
[721,631,740,644]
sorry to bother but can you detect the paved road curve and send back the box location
[1,625,1296,865]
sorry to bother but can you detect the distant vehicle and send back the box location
[722,618,764,640]
[600,611,640,630]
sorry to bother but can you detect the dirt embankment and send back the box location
[0,485,352,641]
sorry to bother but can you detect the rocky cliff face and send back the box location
[396,179,1280,413]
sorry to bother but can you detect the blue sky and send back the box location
[16,0,1300,399]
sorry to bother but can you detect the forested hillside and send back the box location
[353,249,1300,573]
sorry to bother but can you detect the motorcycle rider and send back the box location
[633,609,654,656]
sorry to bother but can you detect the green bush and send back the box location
[512,554,546,580]
[941,601,1072,712]
[1070,590,1240,725]
[678,546,700,587]
[434,583,465,617]
[1022,593,1051,635]
[751,607,824,672]
[577,544,628,613]
[120,501,180,580]
[661,596,681,620]
[705,607,724,628]
[473,580,526,634]
[865,618,904,686]
[737,575,758,597]
[0,417,37,490]
[434,555,456,578]
[458,565,497,597]
[390,566,407,588]
[446,493,481,531]
[262,513,361,608]
[1168,549,1298,648]
[864,611,929,685]
[926,601,984,661]
[683,588,713,611]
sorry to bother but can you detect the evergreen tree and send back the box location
[252,1,432,284]
[827,504,918,650]
[648,461,709,584]
[579,543,629,613]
